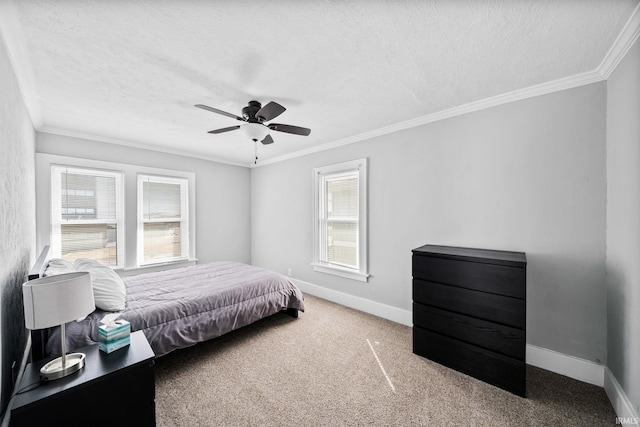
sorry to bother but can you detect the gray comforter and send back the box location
[47,261,305,357]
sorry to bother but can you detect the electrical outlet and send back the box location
[287,268,292,276]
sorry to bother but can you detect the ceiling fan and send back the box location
[194,100,311,145]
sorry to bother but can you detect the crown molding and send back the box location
[0,0,43,128]
[38,127,248,168]
[254,69,604,167]
[598,2,640,79]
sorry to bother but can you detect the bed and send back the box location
[28,246,305,360]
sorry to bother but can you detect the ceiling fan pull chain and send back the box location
[254,140,258,164]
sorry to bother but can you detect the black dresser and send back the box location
[412,244,527,397]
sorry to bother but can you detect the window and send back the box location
[312,158,368,282]
[51,166,124,267]
[137,175,189,265]
[42,154,196,272]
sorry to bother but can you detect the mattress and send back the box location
[45,261,305,357]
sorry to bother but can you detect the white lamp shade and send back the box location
[23,272,95,330]
[241,123,270,142]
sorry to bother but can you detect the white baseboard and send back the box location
[526,344,604,386]
[291,278,413,326]
[605,368,639,422]
[295,277,602,386]
[293,278,638,420]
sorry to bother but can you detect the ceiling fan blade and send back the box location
[256,101,286,122]
[195,104,244,121]
[207,125,241,134]
[268,123,311,136]
[261,134,274,145]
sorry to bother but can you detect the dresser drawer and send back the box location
[412,254,525,298]
[413,303,525,360]
[413,279,525,329]
[413,327,526,397]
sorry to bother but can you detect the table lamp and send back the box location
[23,271,95,381]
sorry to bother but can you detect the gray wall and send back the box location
[37,133,252,265]
[252,82,608,364]
[606,36,640,415]
[0,33,36,409]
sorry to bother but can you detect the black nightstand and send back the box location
[10,331,155,427]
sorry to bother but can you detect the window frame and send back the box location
[136,174,190,266]
[50,164,125,268]
[37,153,196,273]
[312,158,369,282]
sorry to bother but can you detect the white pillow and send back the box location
[44,258,77,276]
[74,258,126,312]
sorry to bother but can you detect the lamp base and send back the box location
[40,353,86,381]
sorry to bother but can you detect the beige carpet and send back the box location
[154,294,616,426]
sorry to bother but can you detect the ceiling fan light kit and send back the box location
[195,100,311,163]
[241,122,270,142]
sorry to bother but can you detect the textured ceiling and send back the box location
[4,0,639,166]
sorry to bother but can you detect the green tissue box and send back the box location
[98,320,130,353]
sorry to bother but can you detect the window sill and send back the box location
[311,263,369,282]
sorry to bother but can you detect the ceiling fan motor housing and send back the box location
[242,101,263,122]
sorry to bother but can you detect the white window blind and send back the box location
[51,166,124,267]
[312,158,368,282]
[323,174,359,269]
[137,175,189,265]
